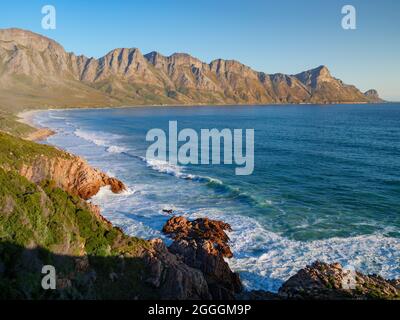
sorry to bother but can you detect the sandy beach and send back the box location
[17,109,44,126]
[17,109,55,141]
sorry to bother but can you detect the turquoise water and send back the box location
[35,104,400,291]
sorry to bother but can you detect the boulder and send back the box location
[144,239,211,300]
[278,261,400,300]
[163,216,242,300]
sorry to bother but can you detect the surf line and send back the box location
[145,121,254,176]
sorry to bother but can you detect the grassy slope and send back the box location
[0,111,35,137]
[0,131,67,169]
[0,109,36,138]
[0,131,156,299]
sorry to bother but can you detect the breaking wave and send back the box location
[33,109,400,292]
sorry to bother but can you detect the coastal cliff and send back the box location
[0,131,126,200]
[19,155,126,200]
[0,132,212,299]
[0,132,398,300]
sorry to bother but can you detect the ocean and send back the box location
[33,104,400,292]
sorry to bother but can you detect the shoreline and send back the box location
[24,127,56,141]
[16,101,388,139]
[16,105,400,292]
[17,109,56,141]
[17,109,44,126]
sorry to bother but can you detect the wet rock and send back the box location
[107,177,126,194]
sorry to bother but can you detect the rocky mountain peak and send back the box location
[294,65,334,88]
[0,28,384,105]
[315,65,330,74]
[0,28,64,52]
[314,65,332,80]
[105,47,141,56]
[169,52,204,68]
[364,89,379,96]
[364,89,383,102]
[144,51,165,64]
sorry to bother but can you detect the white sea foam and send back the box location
[74,129,128,154]
[145,158,184,176]
[223,214,400,292]
[143,158,226,186]
[91,184,400,292]
[38,110,400,293]
[107,145,128,154]
[75,129,109,147]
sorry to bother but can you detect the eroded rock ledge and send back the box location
[19,155,126,200]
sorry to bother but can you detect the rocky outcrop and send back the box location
[162,217,399,300]
[24,128,55,141]
[0,28,384,106]
[163,216,233,258]
[364,89,384,103]
[19,154,126,200]
[144,239,211,300]
[163,216,242,300]
[278,261,400,300]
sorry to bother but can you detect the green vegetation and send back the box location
[0,110,36,137]
[0,168,154,299]
[0,130,158,299]
[0,131,67,170]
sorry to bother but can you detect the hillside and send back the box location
[0,28,383,115]
[1,28,397,301]
[0,129,398,300]
[0,132,214,299]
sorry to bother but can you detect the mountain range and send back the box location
[0,28,383,109]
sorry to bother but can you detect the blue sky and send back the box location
[1,0,399,100]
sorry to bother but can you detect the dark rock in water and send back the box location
[278,261,400,300]
[163,216,242,300]
[162,209,174,214]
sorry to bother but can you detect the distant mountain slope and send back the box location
[0,28,383,110]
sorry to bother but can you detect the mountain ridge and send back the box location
[0,28,384,110]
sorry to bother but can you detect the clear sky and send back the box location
[1,0,399,100]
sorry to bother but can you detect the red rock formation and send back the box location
[163,216,233,258]
[278,261,400,300]
[19,155,126,200]
[163,216,242,300]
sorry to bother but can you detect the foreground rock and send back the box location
[19,154,126,200]
[144,239,211,300]
[163,217,400,300]
[163,216,242,300]
[278,261,400,300]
